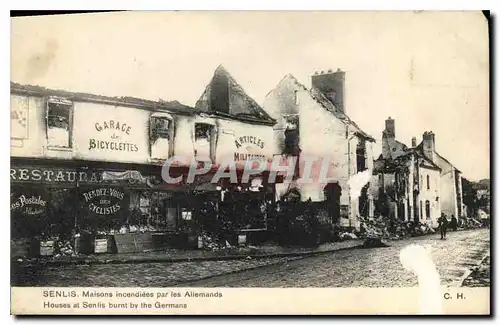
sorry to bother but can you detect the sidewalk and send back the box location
[15,239,364,266]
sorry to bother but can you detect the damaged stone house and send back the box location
[193,65,281,239]
[371,117,441,227]
[372,117,464,227]
[263,69,376,230]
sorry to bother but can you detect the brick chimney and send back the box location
[311,68,345,113]
[383,117,395,139]
[381,117,395,159]
[422,131,435,162]
[411,137,417,148]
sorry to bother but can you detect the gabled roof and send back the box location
[415,141,461,173]
[195,65,276,126]
[284,74,375,142]
[10,82,195,115]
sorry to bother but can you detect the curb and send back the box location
[13,243,364,267]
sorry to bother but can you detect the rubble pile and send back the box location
[358,216,436,240]
[55,240,77,257]
[200,233,238,252]
[339,232,358,241]
[200,233,219,251]
[459,217,485,229]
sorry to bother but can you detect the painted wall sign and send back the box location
[10,195,47,215]
[11,167,103,185]
[234,136,265,149]
[82,187,125,215]
[234,135,267,162]
[10,95,29,139]
[10,166,151,187]
[89,120,139,152]
[73,102,149,163]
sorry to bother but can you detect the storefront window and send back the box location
[182,211,192,220]
[78,186,129,234]
[139,192,151,216]
[128,190,183,233]
[222,187,268,231]
[11,186,50,240]
[11,186,76,241]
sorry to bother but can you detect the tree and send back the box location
[462,177,478,217]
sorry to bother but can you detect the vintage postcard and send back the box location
[10,11,490,315]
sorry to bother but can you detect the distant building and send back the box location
[373,117,465,226]
[263,69,376,229]
[372,118,442,227]
[416,131,464,219]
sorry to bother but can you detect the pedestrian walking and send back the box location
[438,213,449,239]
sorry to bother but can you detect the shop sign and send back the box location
[10,195,47,215]
[11,166,103,185]
[233,135,267,162]
[10,166,153,187]
[73,103,149,163]
[89,120,139,153]
[81,187,126,215]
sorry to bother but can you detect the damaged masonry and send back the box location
[10,66,484,260]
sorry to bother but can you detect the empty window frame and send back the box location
[150,114,173,160]
[425,200,431,219]
[46,97,73,148]
[194,123,215,161]
[283,115,299,155]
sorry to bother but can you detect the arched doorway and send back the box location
[323,183,341,224]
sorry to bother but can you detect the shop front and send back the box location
[10,161,200,256]
[191,169,278,247]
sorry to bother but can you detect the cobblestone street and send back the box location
[12,229,489,288]
[183,229,490,288]
[462,255,491,287]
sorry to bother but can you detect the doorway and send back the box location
[324,182,341,224]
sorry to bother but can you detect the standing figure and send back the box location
[450,215,458,231]
[437,213,449,240]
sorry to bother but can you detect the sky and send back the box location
[11,11,489,181]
